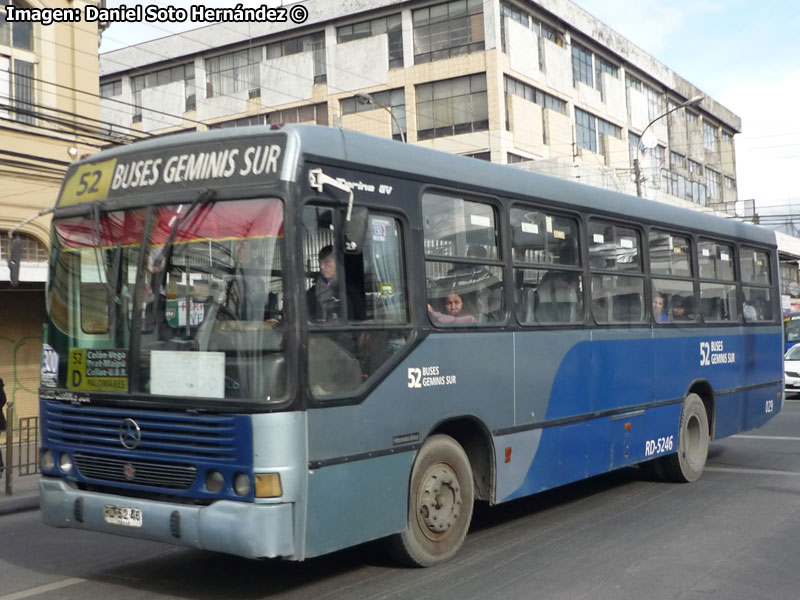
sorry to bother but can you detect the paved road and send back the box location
[2,400,800,600]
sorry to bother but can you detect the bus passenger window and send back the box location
[511,207,582,326]
[649,231,695,324]
[741,247,773,323]
[422,192,504,326]
[589,220,645,325]
[698,239,736,322]
[652,279,696,323]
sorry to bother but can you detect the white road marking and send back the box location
[732,434,800,441]
[706,466,800,477]
[0,578,86,600]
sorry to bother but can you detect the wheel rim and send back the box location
[416,462,462,540]
[684,413,704,467]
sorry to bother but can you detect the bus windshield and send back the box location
[44,197,286,404]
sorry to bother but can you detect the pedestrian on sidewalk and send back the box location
[0,378,6,477]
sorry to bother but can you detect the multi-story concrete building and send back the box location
[98,0,740,213]
[1,0,103,424]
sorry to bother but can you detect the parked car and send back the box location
[785,345,800,396]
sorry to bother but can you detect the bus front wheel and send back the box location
[660,393,710,483]
[388,434,474,567]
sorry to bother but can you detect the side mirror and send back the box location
[344,207,369,254]
[8,237,22,287]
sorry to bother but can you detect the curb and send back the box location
[0,491,40,516]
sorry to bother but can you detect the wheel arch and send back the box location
[686,379,716,439]
[429,416,495,502]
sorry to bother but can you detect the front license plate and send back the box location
[103,504,143,528]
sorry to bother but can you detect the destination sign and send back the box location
[58,136,286,207]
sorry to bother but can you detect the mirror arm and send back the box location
[309,168,355,222]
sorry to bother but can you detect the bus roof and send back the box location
[64,124,774,248]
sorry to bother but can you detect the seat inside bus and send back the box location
[534,271,581,323]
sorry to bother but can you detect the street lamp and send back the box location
[634,94,704,197]
[355,92,406,143]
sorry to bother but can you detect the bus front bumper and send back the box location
[40,478,295,559]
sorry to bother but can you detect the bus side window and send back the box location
[422,192,504,326]
[303,205,412,398]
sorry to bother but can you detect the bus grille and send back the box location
[74,453,197,489]
[43,401,238,461]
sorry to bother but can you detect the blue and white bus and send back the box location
[29,125,782,567]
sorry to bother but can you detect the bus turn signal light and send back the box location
[255,473,283,498]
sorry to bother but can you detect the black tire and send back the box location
[387,434,474,567]
[659,393,710,483]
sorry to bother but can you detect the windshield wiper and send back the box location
[147,189,216,274]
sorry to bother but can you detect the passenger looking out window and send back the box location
[428,292,477,324]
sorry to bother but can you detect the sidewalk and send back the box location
[0,474,41,516]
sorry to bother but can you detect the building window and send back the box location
[131,62,195,122]
[504,75,566,132]
[644,83,664,121]
[413,0,485,65]
[628,132,640,166]
[0,0,32,50]
[575,107,620,154]
[0,231,46,262]
[662,170,687,200]
[210,103,328,129]
[595,56,619,101]
[688,181,707,206]
[685,111,696,123]
[670,151,684,169]
[724,175,736,190]
[416,73,488,140]
[706,168,721,200]
[703,121,717,152]
[206,47,262,98]
[575,107,597,152]
[688,159,703,176]
[269,103,328,126]
[100,80,122,98]
[4,58,34,124]
[210,114,266,129]
[462,151,490,160]
[650,144,665,169]
[267,32,326,84]
[571,43,593,87]
[721,131,732,143]
[499,2,563,53]
[625,74,642,92]
[337,14,403,68]
[507,152,530,164]
[341,88,406,140]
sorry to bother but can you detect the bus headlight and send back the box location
[233,473,251,497]
[254,473,282,498]
[41,450,55,472]
[59,453,73,474]
[205,470,224,493]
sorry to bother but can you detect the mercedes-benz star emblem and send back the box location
[119,418,142,450]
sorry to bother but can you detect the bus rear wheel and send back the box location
[659,393,710,483]
[388,434,474,567]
